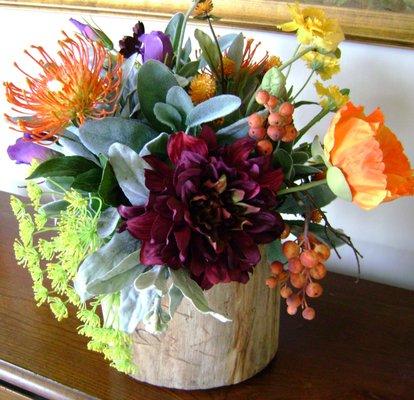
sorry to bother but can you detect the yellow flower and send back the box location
[222,55,236,77]
[189,73,217,104]
[194,0,214,17]
[278,3,344,52]
[264,55,282,72]
[315,81,349,110]
[303,51,340,80]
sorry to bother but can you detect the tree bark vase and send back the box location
[131,252,280,390]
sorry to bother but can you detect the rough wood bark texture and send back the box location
[131,252,280,390]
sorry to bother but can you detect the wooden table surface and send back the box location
[0,191,413,400]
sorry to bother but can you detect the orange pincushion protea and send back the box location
[240,39,269,75]
[324,102,414,210]
[4,33,123,142]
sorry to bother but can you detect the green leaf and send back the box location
[293,165,322,177]
[153,102,183,131]
[311,135,329,165]
[137,60,179,131]
[97,207,120,238]
[199,33,238,70]
[168,285,184,318]
[98,160,122,206]
[227,33,244,73]
[273,148,293,179]
[39,200,69,217]
[28,156,98,180]
[186,95,241,128]
[261,67,286,98]
[59,130,98,164]
[266,241,286,263]
[177,60,200,78]
[74,231,141,301]
[79,118,156,157]
[327,167,352,201]
[72,168,102,192]
[308,183,337,208]
[165,12,185,53]
[166,86,194,118]
[134,265,169,295]
[194,29,220,73]
[170,268,231,323]
[108,143,150,205]
[292,151,309,164]
[139,132,169,158]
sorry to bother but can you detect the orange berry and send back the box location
[267,95,279,109]
[266,276,278,289]
[249,127,266,140]
[310,263,327,280]
[288,257,304,274]
[270,261,284,275]
[313,243,331,261]
[290,273,307,289]
[306,282,323,298]
[255,90,270,105]
[256,139,273,156]
[267,112,284,127]
[282,241,300,259]
[280,224,291,239]
[248,113,265,128]
[267,125,285,141]
[287,305,298,315]
[281,125,298,142]
[279,102,294,117]
[300,250,319,269]
[280,286,293,298]
[283,114,293,125]
[302,307,316,320]
[286,293,301,308]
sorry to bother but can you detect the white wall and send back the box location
[0,7,413,289]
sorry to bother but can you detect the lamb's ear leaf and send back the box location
[186,95,241,128]
[169,268,231,323]
[137,60,179,131]
[79,117,156,156]
[327,167,352,202]
[108,143,149,206]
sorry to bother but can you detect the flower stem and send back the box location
[285,44,300,80]
[277,179,327,196]
[175,0,202,72]
[279,47,315,71]
[292,70,314,101]
[295,108,330,143]
[207,16,226,92]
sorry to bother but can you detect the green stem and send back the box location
[285,44,300,80]
[175,0,202,72]
[295,108,330,143]
[207,16,226,92]
[277,179,327,196]
[292,71,314,101]
[279,47,315,71]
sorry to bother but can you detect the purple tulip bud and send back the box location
[139,31,173,64]
[70,18,100,41]
[7,136,60,165]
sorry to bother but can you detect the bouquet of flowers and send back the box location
[5,0,413,375]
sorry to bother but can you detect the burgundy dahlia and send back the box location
[119,128,285,289]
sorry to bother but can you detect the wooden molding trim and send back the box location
[0,0,413,48]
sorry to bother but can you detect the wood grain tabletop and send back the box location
[0,191,413,400]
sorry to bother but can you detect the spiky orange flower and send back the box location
[4,33,123,142]
[241,39,269,75]
[189,73,217,104]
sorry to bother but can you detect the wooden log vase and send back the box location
[131,251,280,390]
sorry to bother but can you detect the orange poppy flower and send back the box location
[4,33,123,143]
[324,102,414,210]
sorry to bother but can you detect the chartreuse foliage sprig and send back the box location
[10,180,136,374]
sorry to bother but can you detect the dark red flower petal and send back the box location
[167,132,208,164]
[126,210,157,240]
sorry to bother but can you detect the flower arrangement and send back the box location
[4,0,413,375]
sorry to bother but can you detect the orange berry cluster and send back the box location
[266,225,331,320]
[248,90,298,156]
